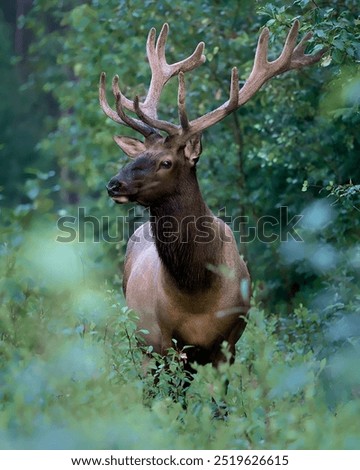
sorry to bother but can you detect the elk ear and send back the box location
[113,136,146,158]
[184,134,202,166]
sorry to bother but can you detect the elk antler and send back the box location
[100,21,326,141]
[180,21,326,139]
[99,23,205,137]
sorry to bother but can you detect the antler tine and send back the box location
[111,75,137,113]
[112,76,155,138]
[146,26,158,70]
[254,27,270,69]
[155,23,169,66]
[290,31,328,69]
[178,72,189,131]
[169,41,206,76]
[99,72,123,124]
[276,19,300,69]
[294,31,313,55]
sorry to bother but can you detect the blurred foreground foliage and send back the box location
[1,234,359,449]
[0,0,359,449]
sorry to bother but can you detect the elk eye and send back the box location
[160,160,172,169]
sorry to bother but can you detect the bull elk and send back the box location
[100,23,325,372]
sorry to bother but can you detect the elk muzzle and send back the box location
[106,177,130,203]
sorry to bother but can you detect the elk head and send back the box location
[101,22,325,207]
[106,131,202,207]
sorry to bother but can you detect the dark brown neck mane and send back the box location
[150,170,222,293]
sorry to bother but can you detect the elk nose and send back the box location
[106,178,123,196]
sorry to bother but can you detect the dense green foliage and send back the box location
[0,0,359,449]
